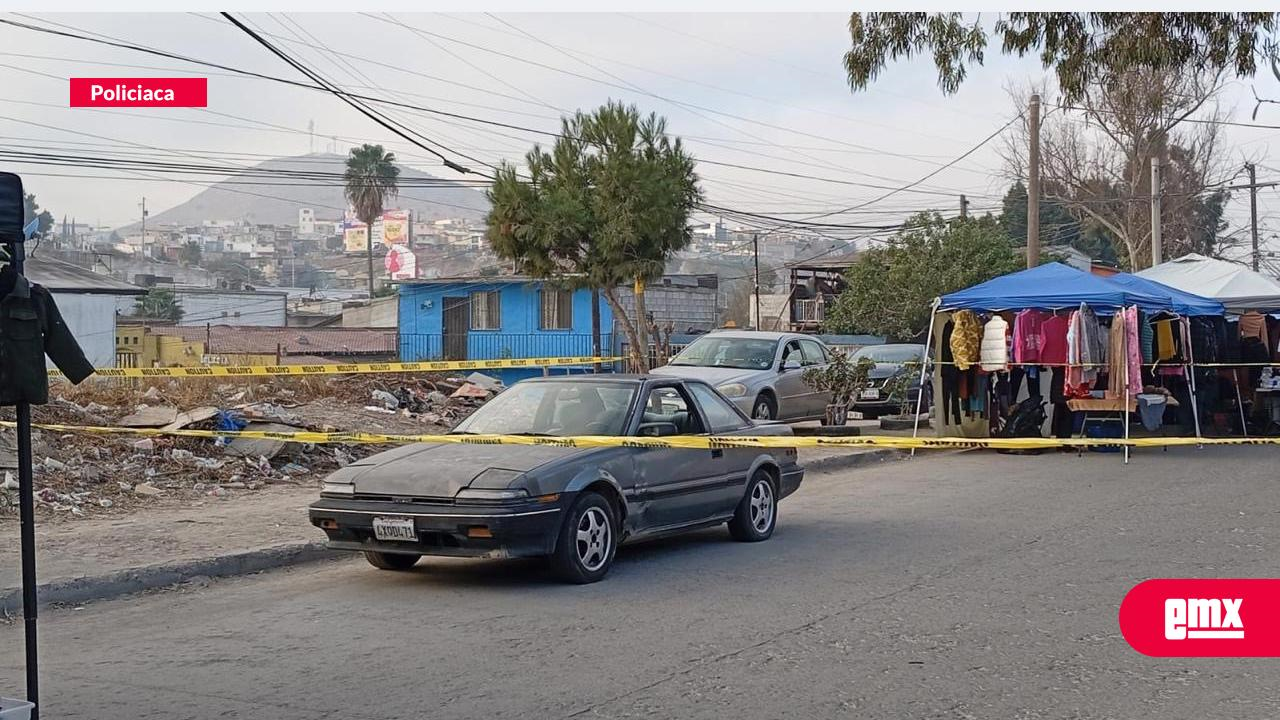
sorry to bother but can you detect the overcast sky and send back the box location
[3,12,1279,265]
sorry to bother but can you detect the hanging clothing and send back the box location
[0,267,95,405]
[1139,312,1155,365]
[949,310,982,371]
[979,315,1009,371]
[1125,307,1143,398]
[1076,304,1106,369]
[1012,310,1049,364]
[1154,320,1176,361]
[1039,313,1070,365]
[939,321,961,426]
[1240,311,1269,352]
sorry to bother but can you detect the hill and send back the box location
[124,153,489,229]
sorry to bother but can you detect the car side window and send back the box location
[688,383,748,433]
[799,339,827,366]
[780,340,802,367]
[639,386,705,435]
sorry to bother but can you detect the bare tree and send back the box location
[1001,68,1236,270]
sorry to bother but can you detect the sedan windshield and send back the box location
[853,344,925,364]
[451,381,636,437]
[668,337,778,370]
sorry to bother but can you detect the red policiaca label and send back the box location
[1119,579,1280,657]
[70,78,207,108]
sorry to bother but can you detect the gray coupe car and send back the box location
[651,330,833,421]
[309,375,804,584]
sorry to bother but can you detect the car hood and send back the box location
[650,365,760,386]
[328,442,588,497]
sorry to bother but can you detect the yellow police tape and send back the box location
[5,420,1280,450]
[48,356,625,379]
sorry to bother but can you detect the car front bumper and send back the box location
[309,496,564,559]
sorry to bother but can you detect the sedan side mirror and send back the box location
[782,358,802,372]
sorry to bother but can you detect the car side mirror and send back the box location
[782,358,801,372]
[638,422,679,438]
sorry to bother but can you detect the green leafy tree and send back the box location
[825,213,1021,341]
[22,193,53,238]
[344,144,400,299]
[999,181,1119,266]
[843,13,1278,103]
[486,102,702,371]
[178,240,202,267]
[134,288,184,322]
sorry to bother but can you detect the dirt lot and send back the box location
[0,372,490,522]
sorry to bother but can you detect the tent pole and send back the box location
[1182,316,1203,445]
[1233,369,1249,438]
[910,298,940,458]
[1123,306,1131,465]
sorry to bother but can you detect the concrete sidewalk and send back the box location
[0,446,900,611]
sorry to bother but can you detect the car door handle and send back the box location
[711,449,724,458]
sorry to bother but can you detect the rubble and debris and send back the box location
[450,383,492,400]
[119,405,180,428]
[161,406,219,431]
[43,457,67,472]
[371,389,400,411]
[465,372,503,392]
[133,483,164,496]
[132,438,155,452]
[223,421,302,460]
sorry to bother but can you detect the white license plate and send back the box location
[849,411,864,420]
[860,389,880,400]
[372,516,417,542]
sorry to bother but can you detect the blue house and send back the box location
[398,277,613,384]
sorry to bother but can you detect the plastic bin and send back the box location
[0,697,34,720]
[1083,420,1123,453]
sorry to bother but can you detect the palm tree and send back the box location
[344,144,400,298]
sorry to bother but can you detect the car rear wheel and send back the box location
[364,551,421,571]
[728,470,776,542]
[550,491,618,584]
[751,393,777,421]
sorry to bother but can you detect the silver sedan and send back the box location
[650,331,832,421]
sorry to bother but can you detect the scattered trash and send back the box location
[118,405,180,428]
[133,483,164,497]
[1,472,17,491]
[207,486,228,498]
[465,372,503,392]
[132,438,155,452]
[161,406,219,431]
[42,457,67,472]
[280,462,309,476]
[450,383,491,399]
[371,389,400,411]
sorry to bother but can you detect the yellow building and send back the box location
[115,325,205,368]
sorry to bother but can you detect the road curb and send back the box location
[802,448,903,473]
[0,541,338,613]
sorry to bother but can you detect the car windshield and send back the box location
[668,337,778,370]
[853,345,925,364]
[451,381,636,437]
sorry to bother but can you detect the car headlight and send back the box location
[320,482,354,497]
[716,382,748,398]
[455,487,529,501]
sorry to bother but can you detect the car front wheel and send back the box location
[751,393,777,421]
[728,470,777,542]
[365,551,420,571]
[551,491,618,584]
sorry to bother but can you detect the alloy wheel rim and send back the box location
[755,401,772,419]
[576,506,611,572]
[749,480,774,533]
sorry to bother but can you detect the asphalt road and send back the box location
[3,446,1279,720]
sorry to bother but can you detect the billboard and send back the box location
[384,244,417,280]
[343,209,410,253]
[342,210,367,254]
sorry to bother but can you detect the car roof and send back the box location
[519,374,708,385]
[695,330,817,342]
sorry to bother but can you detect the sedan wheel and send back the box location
[364,551,420,571]
[751,394,776,421]
[728,470,777,542]
[551,491,618,584]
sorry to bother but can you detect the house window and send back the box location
[470,290,501,330]
[539,288,573,330]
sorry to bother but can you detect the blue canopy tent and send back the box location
[915,263,1215,459]
[938,262,1169,313]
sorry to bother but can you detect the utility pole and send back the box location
[752,233,761,330]
[1248,162,1260,272]
[1026,93,1041,269]
[634,278,649,372]
[959,194,969,219]
[1150,156,1163,267]
[139,196,147,251]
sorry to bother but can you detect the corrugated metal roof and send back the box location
[141,325,397,355]
[22,257,146,295]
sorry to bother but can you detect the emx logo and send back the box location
[1120,579,1280,657]
[1165,598,1243,640]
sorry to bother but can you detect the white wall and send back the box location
[53,292,122,369]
